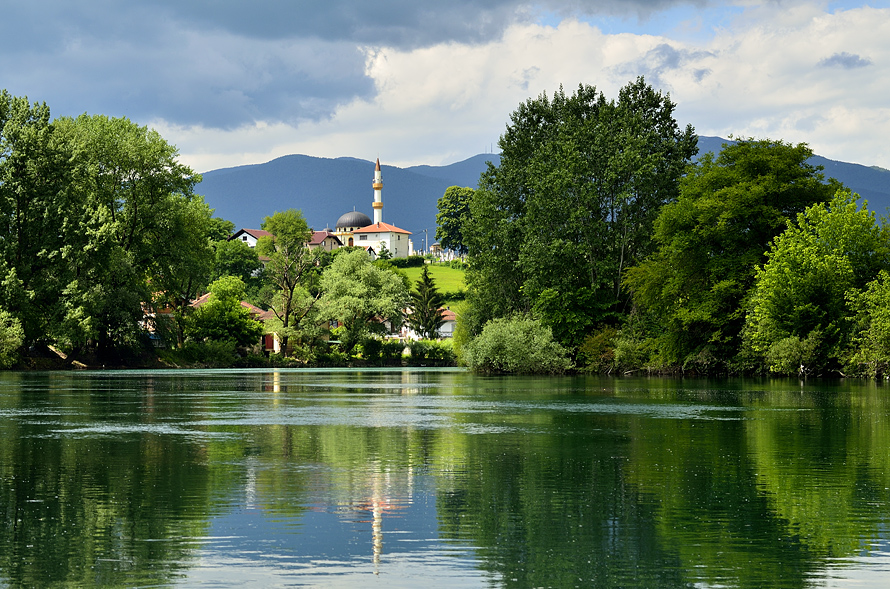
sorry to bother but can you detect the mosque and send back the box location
[234,158,415,258]
[322,159,414,258]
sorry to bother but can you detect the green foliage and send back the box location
[846,271,890,377]
[465,78,698,346]
[377,242,392,260]
[408,266,445,339]
[406,339,456,366]
[0,92,78,346]
[577,326,617,372]
[436,186,474,256]
[463,316,572,374]
[624,138,840,370]
[0,308,24,368]
[320,249,410,354]
[257,209,321,353]
[388,255,425,268]
[0,96,215,356]
[206,216,236,241]
[745,190,890,373]
[356,337,405,365]
[211,239,264,296]
[158,339,237,368]
[62,114,211,354]
[185,276,264,348]
[765,331,823,376]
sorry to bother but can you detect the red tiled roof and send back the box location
[190,293,271,321]
[352,222,411,235]
[229,228,272,241]
[309,230,342,246]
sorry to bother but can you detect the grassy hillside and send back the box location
[403,264,466,302]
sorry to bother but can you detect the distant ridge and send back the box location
[196,137,890,243]
[696,136,890,212]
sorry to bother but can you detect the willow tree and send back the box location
[465,78,697,347]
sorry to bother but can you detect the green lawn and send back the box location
[402,264,466,300]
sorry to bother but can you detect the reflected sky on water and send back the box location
[2,369,890,587]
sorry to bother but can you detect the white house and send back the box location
[229,228,272,248]
[352,222,413,258]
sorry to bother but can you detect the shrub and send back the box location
[463,316,572,374]
[766,330,822,375]
[449,259,467,270]
[578,326,617,372]
[381,340,406,363]
[159,340,237,368]
[389,255,426,268]
[0,309,24,369]
[407,339,456,366]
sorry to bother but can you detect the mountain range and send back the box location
[196,136,890,246]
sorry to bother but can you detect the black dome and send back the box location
[335,210,372,229]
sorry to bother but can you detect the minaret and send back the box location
[372,158,383,224]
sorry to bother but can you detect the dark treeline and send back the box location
[448,78,890,377]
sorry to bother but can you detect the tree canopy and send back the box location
[744,190,890,374]
[624,139,840,369]
[256,209,321,354]
[0,93,212,359]
[320,249,409,353]
[464,78,698,347]
[435,186,474,256]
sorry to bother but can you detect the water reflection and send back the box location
[1,370,890,587]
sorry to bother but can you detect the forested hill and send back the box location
[196,138,890,234]
[696,136,890,212]
[196,153,501,239]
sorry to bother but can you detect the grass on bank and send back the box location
[402,263,466,302]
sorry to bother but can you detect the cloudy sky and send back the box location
[2,0,888,172]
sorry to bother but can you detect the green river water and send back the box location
[2,368,890,588]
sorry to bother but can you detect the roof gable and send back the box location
[309,230,342,246]
[229,228,272,241]
[353,222,412,235]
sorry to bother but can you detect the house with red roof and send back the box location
[229,228,272,248]
[353,222,413,258]
[308,230,342,252]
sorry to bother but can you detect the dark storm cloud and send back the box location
[818,52,872,69]
[0,0,707,129]
[141,0,701,46]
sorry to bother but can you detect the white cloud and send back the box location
[160,4,890,172]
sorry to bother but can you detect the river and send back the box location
[1,369,889,588]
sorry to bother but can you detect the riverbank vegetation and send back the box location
[5,80,890,377]
[451,78,890,377]
[0,90,456,370]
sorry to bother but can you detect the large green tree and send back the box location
[744,190,890,374]
[256,209,321,354]
[435,186,474,256]
[624,139,840,370]
[0,92,77,348]
[465,78,697,347]
[55,114,212,354]
[320,249,409,353]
